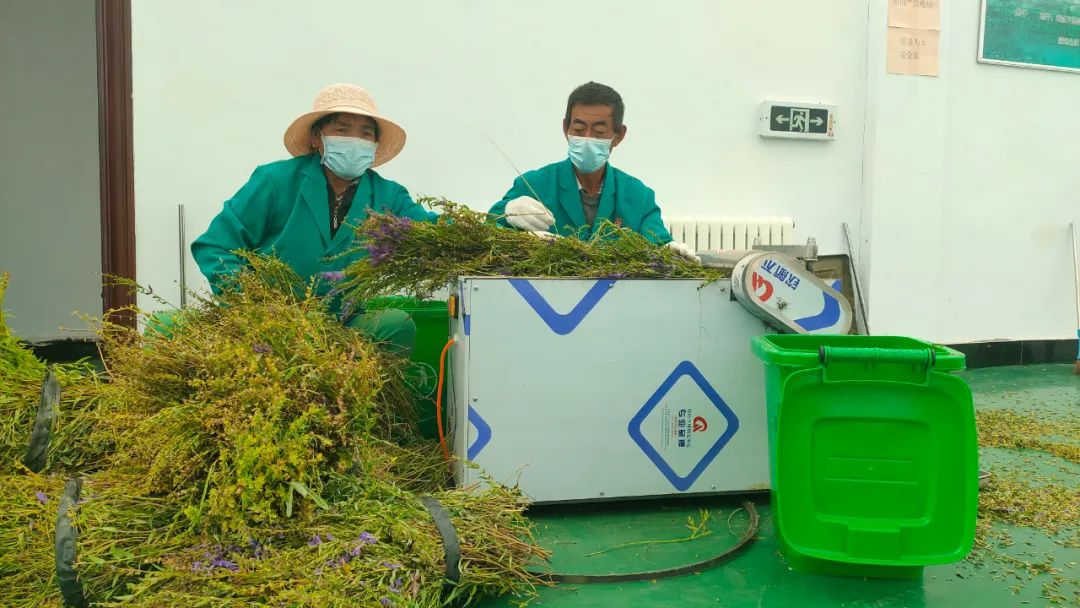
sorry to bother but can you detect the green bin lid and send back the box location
[752,335,966,372]
[773,365,978,566]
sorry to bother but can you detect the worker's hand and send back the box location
[505,196,555,232]
[530,231,559,241]
[667,241,701,263]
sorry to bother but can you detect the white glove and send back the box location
[530,231,559,241]
[505,196,555,232]
[667,241,701,263]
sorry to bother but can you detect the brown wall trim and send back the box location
[96,0,136,326]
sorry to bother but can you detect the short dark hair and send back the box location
[310,112,380,140]
[563,82,624,129]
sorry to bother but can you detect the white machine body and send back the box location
[445,252,851,503]
[447,277,772,503]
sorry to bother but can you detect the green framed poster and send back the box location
[978,0,1080,73]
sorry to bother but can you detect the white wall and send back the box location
[131,1,1080,344]
[132,0,871,304]
[863,1,1080,343]
[0,0,102,341]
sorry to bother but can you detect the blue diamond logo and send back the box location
[628,361,740,491]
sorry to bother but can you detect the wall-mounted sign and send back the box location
[979,0,1080,73]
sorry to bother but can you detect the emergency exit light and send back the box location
[759,100,836,141]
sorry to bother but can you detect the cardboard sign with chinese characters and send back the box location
[888,27,941,75]
[889,0,942,30]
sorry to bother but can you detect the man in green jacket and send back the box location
[489,82,698,261]
[191,83,433,355]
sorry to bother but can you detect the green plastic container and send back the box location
[751,335,978,579]
[367,297,450,440]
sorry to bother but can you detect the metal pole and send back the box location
[178,204,187,309]
[842,222,869,335]
[1070,222,1079,374]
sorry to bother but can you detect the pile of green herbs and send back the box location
[341,198,727,301]
[0,258,547,607]
[0,273,106,475]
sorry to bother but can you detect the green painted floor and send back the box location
[479,365,1080,608]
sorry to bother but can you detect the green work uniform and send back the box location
[489,159,673,244]
[190,153,435,355]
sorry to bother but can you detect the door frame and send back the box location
[96,0,136,326]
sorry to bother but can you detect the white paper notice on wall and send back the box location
[888,0,941,31]
[887,27,941,76]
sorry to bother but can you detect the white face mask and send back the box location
[567,135,613,174]
[321,135,378,180]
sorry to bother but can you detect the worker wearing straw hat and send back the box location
[489,81,699,262]
[191,83,433,355]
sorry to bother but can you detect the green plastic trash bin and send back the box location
[751,335,978,579]
[366,297,450,440]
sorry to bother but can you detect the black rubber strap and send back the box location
[24,366,60,473]
[56,478,86,607]
[418,495,462,583]
[533,501,759,585]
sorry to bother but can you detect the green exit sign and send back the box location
[759,101,836,141]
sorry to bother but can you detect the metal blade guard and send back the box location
[731,252,852,335]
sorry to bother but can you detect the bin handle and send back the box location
[818,345,936,369]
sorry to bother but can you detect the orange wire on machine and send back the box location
[436,338,455,469]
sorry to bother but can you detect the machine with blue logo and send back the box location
[446,249,852,503]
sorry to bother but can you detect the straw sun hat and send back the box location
[283,83,406,167]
